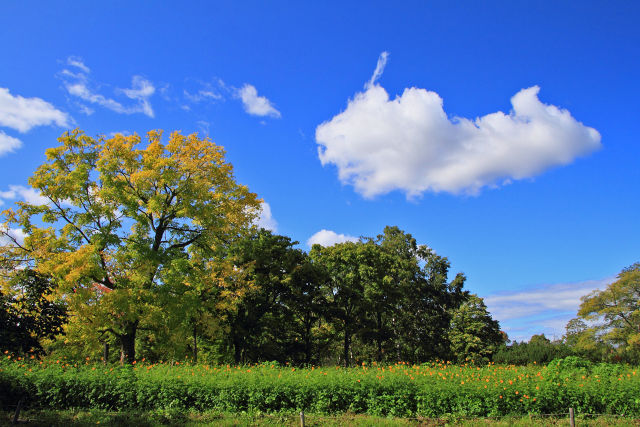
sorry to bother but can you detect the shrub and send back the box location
[1,358,639,417]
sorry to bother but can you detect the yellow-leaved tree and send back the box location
[0,129,260,363]
[574,263,640,362]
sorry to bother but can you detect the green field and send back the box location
[1,356,639,419]
[3,410,640,427]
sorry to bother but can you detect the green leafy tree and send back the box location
[310,240,369,367]
[0,269,67,355]
[311,226,468,365]
[356,240,397,363]
[448,294,503,364]
[576,262,640,362]
[286,255,330,365]
[529,334,551,346]
[223,229,308,364]
[378,226,467,362]
[563,317,609,361]
[0,130,259,363]
[493,334,573,365]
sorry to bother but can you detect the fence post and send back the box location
[569,407,575,427]
[300,410,305,427]
[12,399,23,424]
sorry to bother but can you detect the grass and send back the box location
[2,410,640,427]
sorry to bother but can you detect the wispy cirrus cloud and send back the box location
[59,56,156,117]
[180,78,280,121]
[183,85,223,103]
[316,52,601,198]
[483,276,613,342]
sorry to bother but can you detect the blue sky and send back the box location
[1,1,638,342]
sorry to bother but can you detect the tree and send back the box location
[357,239,397,363]
[563,318,608,361]
[311,226,468,365]
[285,254,329,365]
[222,229,308,364]
[0,130,259,363]
[377,226,467,362]
[575,262,640,362]
[529,334,551,346]
[448,294,503,364]
[310,241,370,367]
[0,269,67,355]
[492,333,577,365]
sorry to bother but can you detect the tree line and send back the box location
[0,224,507,366]
[1,130,637,366]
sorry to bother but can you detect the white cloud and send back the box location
[0,87,70,133]
[237,84,281,118]
[0,131,22,157]
[256,201,278,232]
[307,229,358,247]
[366,51,389,89]
[484,277,612,320]
[316,52,602,198]
[184,89,223,103]
[120,75,156,117]
[67,56,90,73]
[483,276,613,341]
[108,130,132,138]
[182,78,225,105]
[0,185,49,206]
[0,226,27,246]
[196,120,210,136]
[60,56,156,117]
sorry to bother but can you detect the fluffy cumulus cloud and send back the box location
[256,201,278,232]
[0,87,70,133]
[0,131,22,157]
[484,277,613,342]
[237,84,281,118]
[307,229,358,247]
[60,56,156,117]
[316,53,602,198]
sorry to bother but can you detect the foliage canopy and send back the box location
[1,129,260,362]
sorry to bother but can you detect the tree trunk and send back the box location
[304,321,312,365]
[376,312,383,362]
[392,316,401,362]
[343,324,350,367]
[233,334,243,365]
[193,322,198,364]
[118,321,138,365]
[103,342,109,365]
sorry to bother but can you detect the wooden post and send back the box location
[569,407,575,427]
[12,399,23,424]
[300,410,305,427]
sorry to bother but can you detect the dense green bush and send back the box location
[1,357,639,417]
[492,340,574,365]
